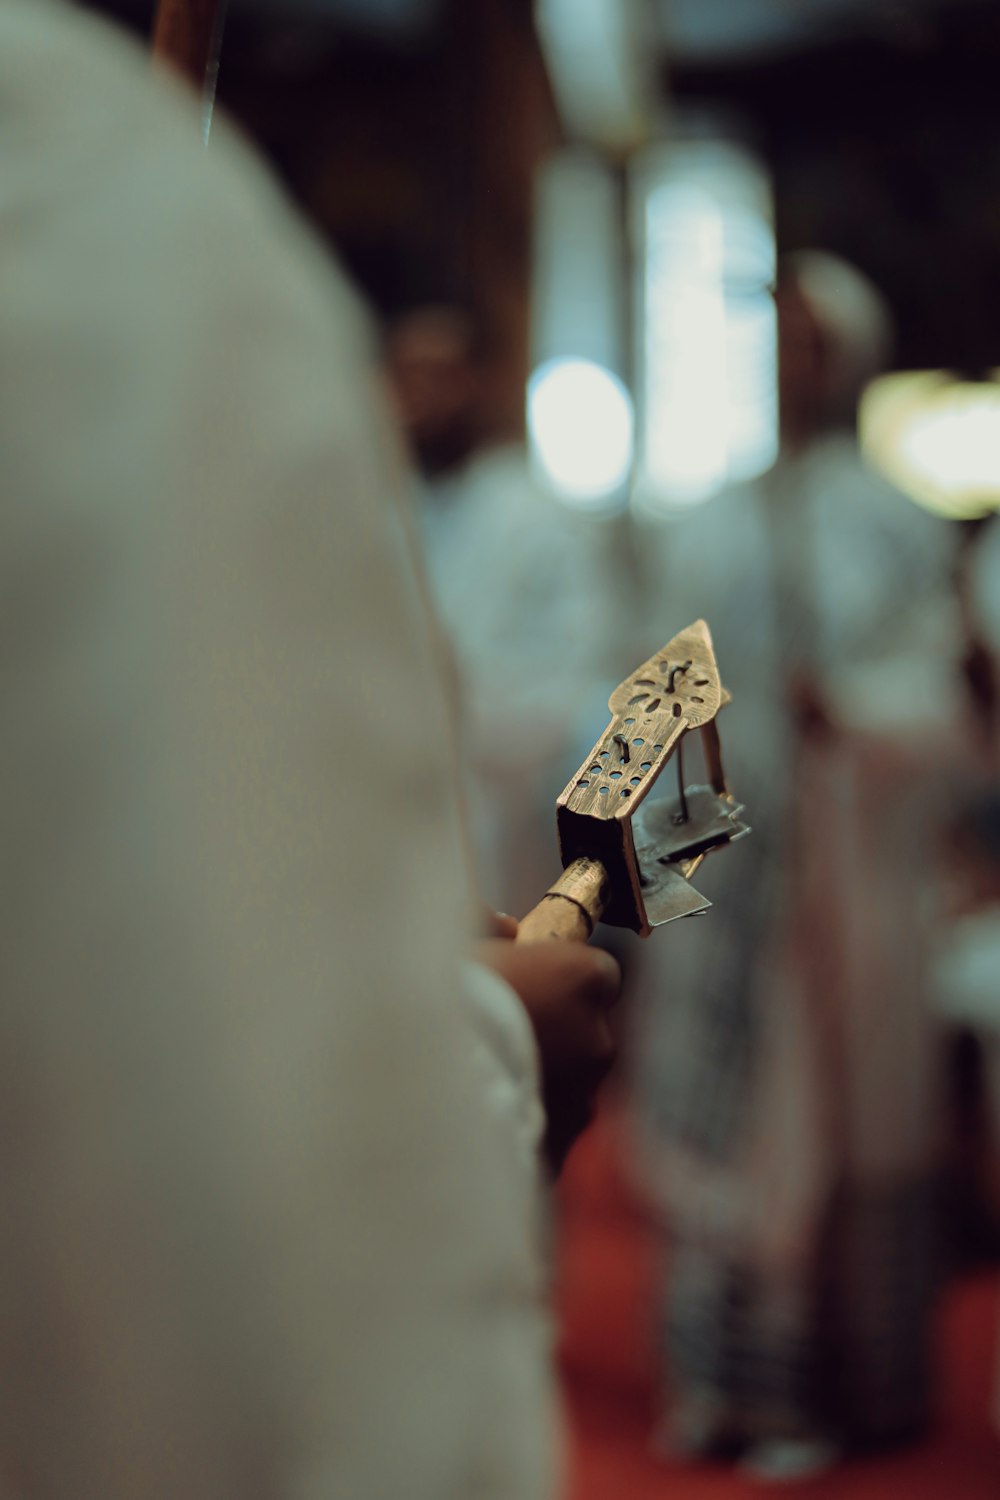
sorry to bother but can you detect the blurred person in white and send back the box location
[629,251,962,1480]
[384,302,619,925]
[0,3,621,1497]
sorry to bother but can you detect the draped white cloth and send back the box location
[419,446,621,918]
[0,5,555,1497]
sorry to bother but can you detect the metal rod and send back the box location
[673,735,689,825]
[700,721,729,796]
[152,0,230,143]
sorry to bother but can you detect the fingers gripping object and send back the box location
[517,621,749,945]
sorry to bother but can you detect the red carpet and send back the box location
[555,1109,1000,1499]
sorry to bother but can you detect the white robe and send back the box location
[419,445,621,919]
[0,4,555,1497]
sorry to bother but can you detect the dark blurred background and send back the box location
[92,0,1000,428]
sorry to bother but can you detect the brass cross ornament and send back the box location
[517,620,749,944]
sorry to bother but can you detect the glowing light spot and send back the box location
[528,357,635,506]
[861,370,1000,519]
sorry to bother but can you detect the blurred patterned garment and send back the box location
[629,429,963,1451]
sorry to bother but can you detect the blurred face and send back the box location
[384,308,481,475]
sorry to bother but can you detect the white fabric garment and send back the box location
[932,913,1000,1038]
[419,445,619,917]
[0,5,555,1498]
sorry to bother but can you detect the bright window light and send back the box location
[528,357,635,507]
[724,291,779,481]
[643,277,729,498]
[632,140,778,514]
[536,0,654,151]
[860,371,1000,519]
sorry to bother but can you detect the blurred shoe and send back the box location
[738,1436,841,1482]
[650,1393,744,1461]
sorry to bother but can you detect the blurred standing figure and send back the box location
[631,254,961,1479]
[385,303,617,920]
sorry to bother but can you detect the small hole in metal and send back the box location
[672,702,682,718]
[691,695,704,704]
[628,694,649,707]
[610,770,623,780]
[577,779,589,788]
[653,744,664,753]
[695,679,709,687]
[598,786,610,796]
[621,788,632,798]
[646,697,661,713]
[590,764,601,773]
[632,737,644,746]
[630,776,641,786]
[635,678,656,687]
[624,717,635,726]
[600,751,610,759]
[641,761,652,771]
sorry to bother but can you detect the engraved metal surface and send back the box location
[559,619,723,825]
[545,619,747,936]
